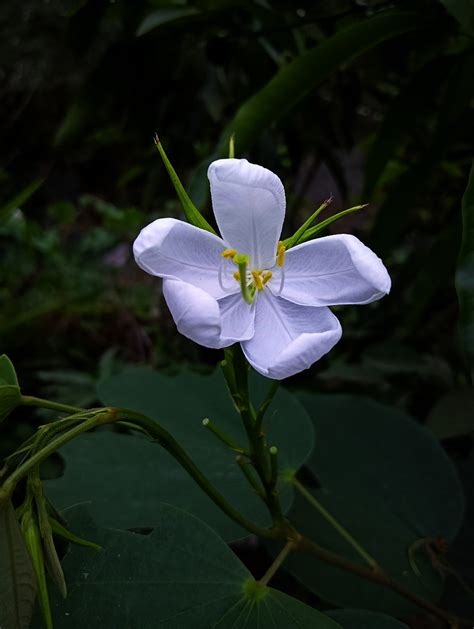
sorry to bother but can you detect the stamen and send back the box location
[272,267,285,296]
[277,242,286,267]
[222,249,237,260]
[252,270,264,290]
[218,259,237,293]
[262,271,272,286]
[233,271,240,282]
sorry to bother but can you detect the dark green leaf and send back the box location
[218,12,423,155]
[0,178,44,224]
[426,389,474,439]
[327,609,408,628]
[35,504,341,629]
[45,368,314,541]
[0,500,37,629]
[0,354,19,386]
[438,0,474,34]
[456,162,474,373]
[136,7,200,37]
[282,394,464,615]
[0,385,22,425]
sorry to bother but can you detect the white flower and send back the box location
[133,159,391,379]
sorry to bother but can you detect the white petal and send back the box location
[133,218,232,299]
[208,159,285,269]
[241,293,342,380]
[282,234,391,306]
[163,279,255,349]
[219,293,255,344]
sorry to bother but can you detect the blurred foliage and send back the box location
[1,0,474,624]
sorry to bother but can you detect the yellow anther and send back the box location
[222,249,237,260]
[233,271,241,282]
[252,270,264,290]
[277,242,286,267]
[262,271,273,286]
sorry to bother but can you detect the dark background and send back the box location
[1,1,473,626]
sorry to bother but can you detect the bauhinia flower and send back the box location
[133,159,391,379]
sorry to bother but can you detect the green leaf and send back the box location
[456,162,474,374]
[218,11,422,154]
[0,354,19,386]
[44,368,314,541]
[0,501,37,629]
[281,394,464,615]
[426,389,474,439]
[438,0,474,34]
[327,609,408,628]
[34,504,341,629]
[136,7,200,37]
[0,385,22,425]
[0,178,44,224]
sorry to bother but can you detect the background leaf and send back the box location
[33,503,341,629]
[278,394,465,615]
[0,501,37,629]
[426,389,474,439]
[327,609,409,628]
[44,368,314,541]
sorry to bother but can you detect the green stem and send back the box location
[258,540,294,586]
[293,479,379,571]
[21,395,84,415]
[202,418,248,454]
[235,455,265,499]
[1,411,112,499]
[254,380,279,434]
[227,347,285,525]
[115,409,276,539]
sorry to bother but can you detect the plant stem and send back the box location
[21,395,84,415]
[202,418,248,454]
[254,380,279,435]
[259,540,294,586]
[293,478,379,571]
[114,409,277,539]
[296,535,472,628]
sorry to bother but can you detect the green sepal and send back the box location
[21,511,54,629]
[295,204,368,245]
[228,134,235,158]
[153,135,216,234]
[49,516,102,552]
[283,197,333,249]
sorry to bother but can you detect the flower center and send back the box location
[219,243,286,304]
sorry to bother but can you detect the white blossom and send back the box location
[133,159,390,379]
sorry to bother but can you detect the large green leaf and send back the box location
[0,501,37,629]
[33,504,341,629]
[281,394,464,615]
[44,368,314,541]
[456,162,474,374]
[327,609,408,628]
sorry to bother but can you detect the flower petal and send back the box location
[282,234,391,306]
[208,159,285,269]
[134,218,232,299]
[163,279,255,349]
[241,294,342,379]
